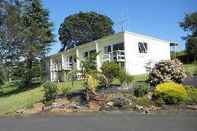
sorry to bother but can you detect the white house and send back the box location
[45,31,171,82]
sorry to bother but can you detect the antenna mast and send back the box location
[115,9,128,32]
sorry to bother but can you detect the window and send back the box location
[89,50,96,56]
[104,45,112,54]
[138,42,148,53]
[113,43,124,51]
[84,50,96,58]
[69,56,73,65]
[84,52,88,58]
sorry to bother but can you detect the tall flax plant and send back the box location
[80,52,100,101]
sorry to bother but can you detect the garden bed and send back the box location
[11,84,197,117]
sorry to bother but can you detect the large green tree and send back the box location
[180,12,197,60]
[0,0,54,86]
[21,0,54,85]
[58,11,114,51]
[0,0,23,83]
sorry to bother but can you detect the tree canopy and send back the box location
[0,0,23,83]
[21,0,54,85]
[0,0,54,86]
[58,11,114,51]
[180,12,197,59]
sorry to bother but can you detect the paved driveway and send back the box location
[0,112,196,131]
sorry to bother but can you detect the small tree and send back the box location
[148,59,186,86]
[43,81,58,105]
[100,62,120,87]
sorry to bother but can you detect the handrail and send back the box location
[103,50,125,62]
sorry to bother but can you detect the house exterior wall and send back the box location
[75,32,124,71]
[76,43,96,70]
[124,32,171,75]
[46,31,171,81]
[95,32,124,70]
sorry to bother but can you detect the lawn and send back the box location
[0,87,44,115]
[184,63,197,75]
[133,74,147,82]
[0,80,85,115]
[57,80,85,93]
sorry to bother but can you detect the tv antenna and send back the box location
[115,9,129,32]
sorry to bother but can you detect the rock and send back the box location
[33,103,44,112]
[67,103,81,109]
[187,105,197,110]
[147,92,152,100]
[52,102,58,107]
[101,96,133,111]
[51,103,65,109]
[135,105,144,111]
[106,101,114,106]
[142,109,150,114]
[16,109,25,114]
[112,96,131,108]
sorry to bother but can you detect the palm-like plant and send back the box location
[79,52,100,101]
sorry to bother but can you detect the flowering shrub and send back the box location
[153,82,188,104]
[148,59,186,86]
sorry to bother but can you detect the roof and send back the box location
[125,31,172,43]
[48,31,173,58]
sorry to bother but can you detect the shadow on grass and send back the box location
[0,83,41,97]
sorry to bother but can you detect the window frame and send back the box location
[138,42,148,53]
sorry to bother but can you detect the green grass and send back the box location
[0,80,85,115]
[111,79,120,85]
[0,87,44,115]
[57,80,85,93]
[133,74,147,82]
[111,74,147,85]
[0,74,147,116]
[184,63,197,75]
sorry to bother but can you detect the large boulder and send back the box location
[102,96,133,111]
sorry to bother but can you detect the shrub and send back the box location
[43,81,58,105]
[134,83,148,97]
[0,80,25,95]
[148,59,186,86]
[60,86,71,96]
[185,86,197,104]
[118,69,134,85]
[153,82,188,104]
[101,62,120,87]
[135,96,152,107]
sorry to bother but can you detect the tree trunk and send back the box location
[25,54,33,87]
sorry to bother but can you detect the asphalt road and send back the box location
[0,112,197,131]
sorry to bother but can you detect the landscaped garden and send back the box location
[0,1,196,116]
[0,58,196,116]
